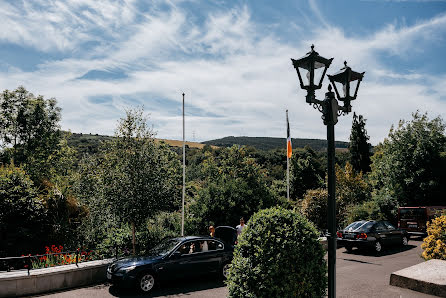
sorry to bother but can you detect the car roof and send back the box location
[172,236,218,242]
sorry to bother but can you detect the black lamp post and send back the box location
[291,45,364,298]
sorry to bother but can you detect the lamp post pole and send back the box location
[325,89,337,298]
[291,45,364,298]
[182,92,185,237]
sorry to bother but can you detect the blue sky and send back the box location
[1,0,446,144]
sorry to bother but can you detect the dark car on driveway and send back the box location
[337,220,409,254]
[107,227,236,293]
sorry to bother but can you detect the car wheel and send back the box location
[374,241,382,254]
[402,235,408,246]
[139,272,155,293]
[345,245,353,252]
[222,262,231,279]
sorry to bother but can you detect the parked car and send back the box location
[107,227,236,293]
[337,220,409,254]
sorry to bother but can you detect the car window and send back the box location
[207,240,224,250]
[374,222,387,232]
[345,221,369,231]
[149,238,182,256]
[383,221,396,230]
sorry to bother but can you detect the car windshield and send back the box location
[148,239,181,256]
[344,221,373,231]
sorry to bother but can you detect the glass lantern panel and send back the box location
[299,66,310,86]
[333,81,345,98]
[349,79,359,98]
[314,66,325,86]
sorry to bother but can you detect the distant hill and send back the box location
[202,136,349,151]
[66,133,213,157]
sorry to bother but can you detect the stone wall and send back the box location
[0,259,112,297]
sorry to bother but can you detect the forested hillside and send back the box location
[203,136,349,151]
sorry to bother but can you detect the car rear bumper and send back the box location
[337,238,374,249]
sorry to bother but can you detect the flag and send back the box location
[286,110,292,158]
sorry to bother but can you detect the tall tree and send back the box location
[75,108,181,253]
[349,113,372,173]
[289,146,324,200]
[0,86,69,183]
[370,112,446,206]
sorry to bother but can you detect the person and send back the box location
[236,217,245,237]
[209,225,215,237]
[201,240,208,252]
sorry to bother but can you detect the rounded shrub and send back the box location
[226,206,327,298]
[422,215,446,260]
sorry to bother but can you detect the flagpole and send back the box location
[286,110,290,201]
[182,92,185,237]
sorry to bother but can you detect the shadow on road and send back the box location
[341,244,417,257]
[108,274,226,297]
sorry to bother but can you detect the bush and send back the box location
[422,215,446,260]
[227,207,327,298]
[345,189,399,226]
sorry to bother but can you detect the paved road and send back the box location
[37,238,435,298]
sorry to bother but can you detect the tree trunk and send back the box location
[132,222,136,255]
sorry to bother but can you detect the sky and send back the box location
[1,0,446,144]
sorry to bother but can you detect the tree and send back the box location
[349,113,371,173]
[289,146,324,200]
[227,207,327,297]
[0,86,72,184]
[0,165,47,255]
[370,112,446,206]
[301,162,370,230]
[75,108,181,253]
[187,146,275,234]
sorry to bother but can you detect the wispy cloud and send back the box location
[0,0,445,145]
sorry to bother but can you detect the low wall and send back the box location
[0,259,113,297]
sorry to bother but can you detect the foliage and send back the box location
[227,207,327,298]
[300,162,371,230]
[137,211,181,254]
[345,189,399,226]
[74,108,181,252]
[301,189,328,231]
[0,164,47,255]
[0,86,71,184]
[422,215,446,260]
[289,146,324,200]
[370,112,446,206]
[336,162,371,208]
[187,146,275,234]
[349,113,372,173]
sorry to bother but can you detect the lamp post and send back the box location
[291,45,364,298]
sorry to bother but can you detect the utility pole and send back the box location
[182,92,185,237]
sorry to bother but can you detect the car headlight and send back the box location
[118,265,136,273]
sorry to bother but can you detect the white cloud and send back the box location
[0,1,445,146]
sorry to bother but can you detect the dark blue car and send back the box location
[107,227,236,293]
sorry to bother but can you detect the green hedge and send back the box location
[227,207,327,297]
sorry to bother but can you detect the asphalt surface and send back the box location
[36,238,435,298]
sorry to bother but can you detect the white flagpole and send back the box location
[182,93,185,237]
[286,110,290,201]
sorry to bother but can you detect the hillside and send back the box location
[66,133,212,157]
[202,136,349,151]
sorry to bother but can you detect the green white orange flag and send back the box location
[286,110,292,158]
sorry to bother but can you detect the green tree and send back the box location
[349,113,372,173]
[227,207,327,297]
[187,146,275,234]
[0,165,47,255]
[0,86,74,184]
[75,108,181,253]
[370,112,446,206]
[289,146,324,200]
[301,162,370,230]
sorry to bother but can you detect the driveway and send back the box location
[37,238,434,298]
